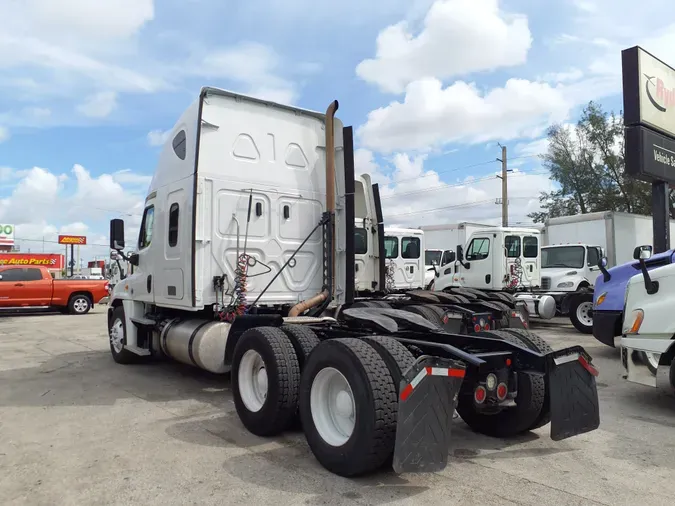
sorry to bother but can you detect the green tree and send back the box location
[528,101,662,223]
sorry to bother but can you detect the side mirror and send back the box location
[633,245,652,260]
[597,256,610,282]
[110,219,125,250]
[456,245,464,262]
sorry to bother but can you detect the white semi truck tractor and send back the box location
[107,87,601,477]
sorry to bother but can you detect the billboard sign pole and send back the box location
[622,46,675,253]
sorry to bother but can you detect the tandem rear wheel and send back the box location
[230,329,415,477]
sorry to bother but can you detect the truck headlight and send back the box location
[557,281,574,288]
[623,309,644,334]
[595,291,607,306]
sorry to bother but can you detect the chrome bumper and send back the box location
[620,337,673,390]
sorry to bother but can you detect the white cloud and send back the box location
[358,77,570,153]
[356,0,532,94]
[356,152,553,228]
[195,42,297,104]
[23,107,51,119]
[147,129,171,147]
[20,0,154,40]
[0,164,145,259]
[112,169,152,186]
[77,91,118,118]
[0,126,8,143]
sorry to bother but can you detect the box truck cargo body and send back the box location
[543,211,675,268]
[421,222,496,252]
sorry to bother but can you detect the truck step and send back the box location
[130,316,156,327]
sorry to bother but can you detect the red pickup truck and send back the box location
[0,266,109,314]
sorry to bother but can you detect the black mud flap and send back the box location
[392,356,466,474]
[547,347,600,441]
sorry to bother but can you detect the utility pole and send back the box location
[496,144,509,227]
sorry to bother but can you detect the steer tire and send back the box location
[280,325,321,370]
[569,294,594,334]
[232,327,300,437]
[401,305,443,327]
[68,294,92,315]
[299,338,398,477]
[501,328,553,430]
[362,336,415,389]
[457,330,545,438]
[108,306,139,365]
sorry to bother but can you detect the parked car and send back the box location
[0,266,109,314]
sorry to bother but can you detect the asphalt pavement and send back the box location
[1,311,674,505]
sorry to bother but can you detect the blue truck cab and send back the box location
[592,249,675,347]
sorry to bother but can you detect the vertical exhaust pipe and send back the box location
[289,100,339,317]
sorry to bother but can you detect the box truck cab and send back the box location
[620,245,675,392]
[541,244,603,292]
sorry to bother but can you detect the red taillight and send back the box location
[474,385,486,404]
[496,383,508,401]
[505,358,512,367]
[474,324,481,332]
[483,323,490,330]
[105,282,110,291]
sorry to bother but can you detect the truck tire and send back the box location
[299,338,398,477]
[501,328,553,430]
[109,306,139,364]
[492,292,516,303]
[232,327,300,437]
[280,325,321,370]
[69,294,92,315]
[362,336,415,388]
[457,330,545,438]
[401,305,442,327]
[569,294,594,334]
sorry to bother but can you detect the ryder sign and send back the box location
[623,46,675,138]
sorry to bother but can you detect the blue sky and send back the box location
[1,0,673,260]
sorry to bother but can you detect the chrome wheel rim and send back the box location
[73,297,89,313]
[110,318,124,353]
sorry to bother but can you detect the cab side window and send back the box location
[139,205,155,250]
[587,246,601,266]
[384,237,398,259]
[466,238,490,261]
[441,250,455,265]
[505,236,521,257]
[401,237,421,259]
[168,203,179,247]
[523,236,538,258]
[0,268,41,281]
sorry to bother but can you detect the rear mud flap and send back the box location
[548,348,600,441]
[392,356,466,474]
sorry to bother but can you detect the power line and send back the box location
[383,195,539,219]
[380,169,548,201]
[385,159,498,186]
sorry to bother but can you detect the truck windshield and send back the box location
[425,250,441,265]
[542,246,585,269]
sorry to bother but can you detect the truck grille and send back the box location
[541,276,551,290]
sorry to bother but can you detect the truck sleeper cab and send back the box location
[620,245,675,392]
[107,88,601,478]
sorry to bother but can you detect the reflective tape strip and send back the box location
[400,366,466,402]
